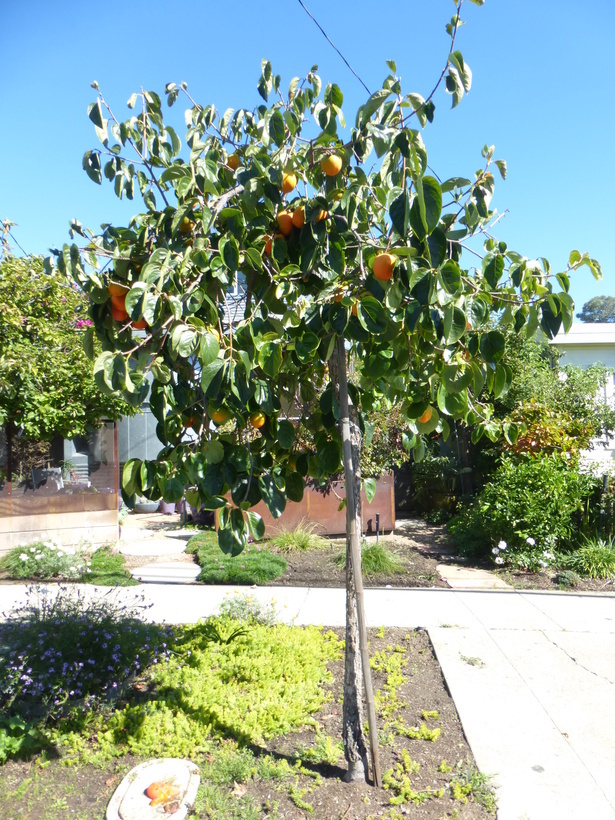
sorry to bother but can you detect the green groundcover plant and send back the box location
[0,539,136,586]
[187,530,287,584]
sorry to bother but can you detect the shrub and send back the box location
[562,537,615,579]
[0,586,174,730]
[448,453,598,568]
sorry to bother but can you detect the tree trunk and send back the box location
[330,338,381,786]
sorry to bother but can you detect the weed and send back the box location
[288,782,314,812]
[460,655,485,668]
[267,518,329,552]
[554,569,582,589]
[449,764,497,813]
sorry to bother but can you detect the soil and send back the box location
[0,628,495,820]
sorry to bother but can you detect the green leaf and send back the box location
[389,190,410,237]
[163,476,184,503]
[437,385,468,418]
[88,100,103,128]
[357,295,387,335]
[220,235,240,271]
[286,472,304,503]
[245,510,266,541]
[493,363,512,398]
[442,363,473,393]
[317,439,342,474]
[218,507,248,556]
[443,305,467,344]
[258,341,283,378]
[122,458,142,496]
[277,419,295,449]
[358,88,393,126]
[439,260,462,295]
[258,473,286,519]
[201,358,225,394]
[363,477,377,504]
[480,330,506,362]
[199,332,221,367]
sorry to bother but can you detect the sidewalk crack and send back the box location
[542,631,615,685]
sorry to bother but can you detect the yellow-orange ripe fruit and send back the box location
[282,172,297,193]
[277,211,293,236]
[227,153,242,170]
[418,407,433,424]
[321,154,343,176]
[291,206,305,228]
[373,252,396,281]
[250,411,266,429]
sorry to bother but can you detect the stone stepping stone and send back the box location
[130,562,201,584]
[106,757,199,820]
[437,563,512,590]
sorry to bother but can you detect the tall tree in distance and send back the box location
[576,295,615,323]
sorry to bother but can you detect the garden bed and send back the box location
[0,624,495,819]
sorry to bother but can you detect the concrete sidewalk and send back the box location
[1,583,613,819]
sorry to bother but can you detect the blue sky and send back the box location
[2,0,612,319]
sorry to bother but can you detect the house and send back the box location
[549,322,615,466]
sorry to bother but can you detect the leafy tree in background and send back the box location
[0,252,134,481]
[48,0,601,782]
[576,295,615,323]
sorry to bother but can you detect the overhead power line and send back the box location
[295,0,371,96]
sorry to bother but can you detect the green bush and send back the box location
[188,532,287,585]
[448,453,598,570]
[0,586,174,734]
[562,537,615,579]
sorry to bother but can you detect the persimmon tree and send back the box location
[48,0,601,783]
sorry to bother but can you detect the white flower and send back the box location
[539,560,547,568]
[492,547,500,555]
[526,537,536,546]
[30,547,36,553]
[69,567,77,573]
[35,553,42,560]
[495,556,504,565]
[57,551,64,557]
[498,540,507,551]
[19,554,29,562]
[558,371,568,382]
